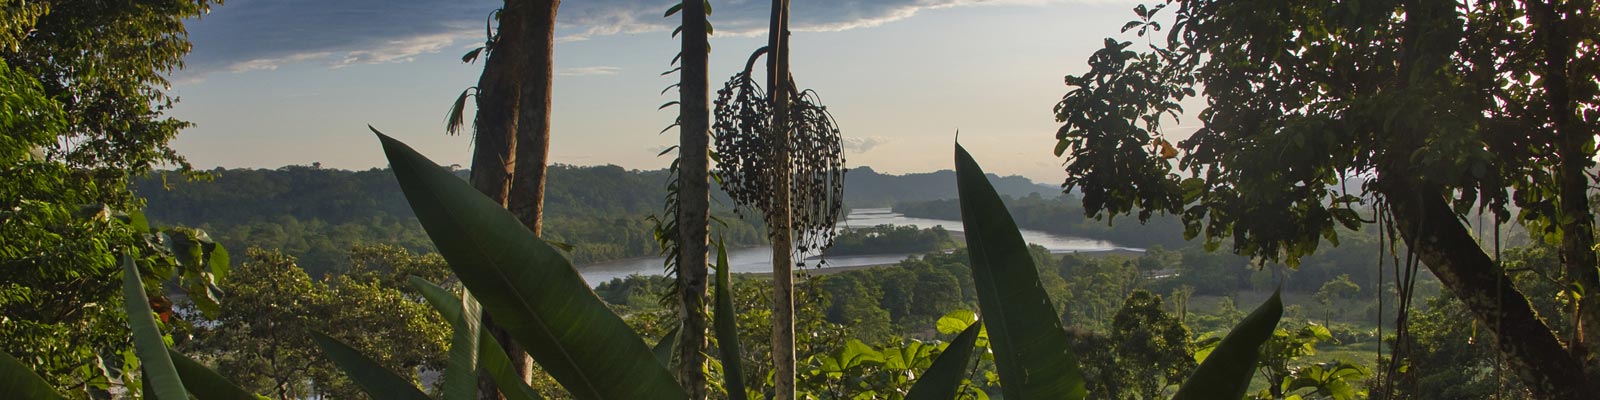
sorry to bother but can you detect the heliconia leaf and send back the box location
[309,331,431,400]
[123,256,189,400]
[906,319,982,400]
[409,277,481,400]
[653,326,681,367]
[168,349,262,400]
[713,244,748,400]
[409,277,544,400]
[955,144,1087,399]
[0,350,65,400]
[375,130,685,399]
[1171,290,1283,400]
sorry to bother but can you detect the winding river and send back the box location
[576,208,1140,286]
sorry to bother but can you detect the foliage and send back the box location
[1248,324,1370,400]
[825,224,957,256]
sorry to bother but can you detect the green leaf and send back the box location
[376,130,685,399]
[906,320,982,400]
[935,310,977,335]
[1172,290,1283,400]
[409,277,481,400]
[664,2,683,17]
[409,277,543,400]
[653,325,680,367]
[168,349,263,400]
[308,330,431,400]
[713,243,748,400]
[954,143,1087,399]
[122,256,189,400]
[0,349,65,400]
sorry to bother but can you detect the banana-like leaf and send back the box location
[409,277,544,400]
[168,349,262,400]
[308,330,431,400]
[713,244,748,400]
[954,144,1086,399]
[1171,290,1283,400]
[408,277,481,400]
[906,319,982,400]
[653,326,681,367]
[376,131,685,399]
[0,350,65,400]
[122,256,189,400]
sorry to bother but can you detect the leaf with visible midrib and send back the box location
[410,277,543,400]
[906,319,982,400]
[955,144,1087,399]
[123,256,189,400]
[376,129,685,399]
[1172,290,1282,400]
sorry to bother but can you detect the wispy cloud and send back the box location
[176,0,1109,78]
[558,66,623,76]
[842,136,889,153]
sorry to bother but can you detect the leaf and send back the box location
[309,330,431,400]
[168,349,262,400]
[462,47,484,64]
[0,349,65,400]
[376,130,685,399]
[1171,290,1283,400]
[409,277,481,400]
[664,2,683,17]
[906,320,983,400]
[935,310,977,335]
[410,277,543,400]
[446,88,474,136]
[653,325,680,367]
[713,244,748,400]
[122,256,189,400]
[954,143,1086,399]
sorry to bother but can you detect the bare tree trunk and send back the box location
[675,0,712,397]
[767,1,795,398]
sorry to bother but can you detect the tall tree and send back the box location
[672,0,714,397]
[452,0,560,398]
[1053,0,1599,398]
[765,1,797,398]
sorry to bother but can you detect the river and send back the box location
[576,208,1140,286]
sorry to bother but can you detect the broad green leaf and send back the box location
[168,349,262,400]
[954,144,1086,399]
[308,330,431,400]
[409,277,543,400]
[653,326,681,367]
[713,244,748,400]
[0,349,65,400]
[408,277,481,400]
[1172,290,1283,400]
[906,319,982,400]
[935,310,977,335]
[122,256,189,400]
[376,131,685,399]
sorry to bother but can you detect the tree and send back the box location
[448,0,560,397]
[1109,290,1196,400]
[664,0,715,395]
[1314,274,1360,326]
[1054,1,1599,396]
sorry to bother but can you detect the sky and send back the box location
[166,0,1172,184]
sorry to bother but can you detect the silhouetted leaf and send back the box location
[906,320,982,400]
[1171,290,1282,400]
[309,330,431,400]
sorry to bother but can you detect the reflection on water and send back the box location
[577,208,1139,286]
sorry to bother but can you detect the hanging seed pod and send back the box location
[712,49,847,255]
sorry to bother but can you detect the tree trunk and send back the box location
[766,1,795,398]
[1528,0,1600,357]
[675,0,712,397]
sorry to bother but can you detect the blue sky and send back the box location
[166,0,1174,183]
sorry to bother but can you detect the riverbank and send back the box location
[737,247,1147,279]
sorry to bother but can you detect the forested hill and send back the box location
[843,166,1055,207]
[132,164,1056,275]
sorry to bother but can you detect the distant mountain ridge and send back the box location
[843,166,1057,207]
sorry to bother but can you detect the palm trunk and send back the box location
[766,1,795,398]
[675,0,712,397]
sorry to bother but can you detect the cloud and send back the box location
[842,136,888,153]
[177,0,1098,78]
[558,66,623,76]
